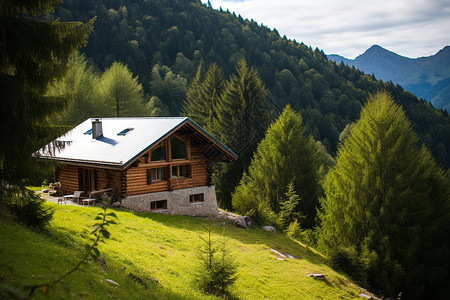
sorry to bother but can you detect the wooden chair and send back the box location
[63,191,84,203]
[82,192,97,206]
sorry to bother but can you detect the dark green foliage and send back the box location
[183,64,207,124]
[318,92,450,298]
[214,59,271,157]
[149,64,187,115]
[0,0,94,186]
[1,187,53,230]
[328,247,366,284]
[0,0,93,231]
[233,105,323,228]
[213,59,271,209]
[183,63,225,131]
[196,225,237,296]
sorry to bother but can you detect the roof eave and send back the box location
[184,118,238,160]
[36,155,124,170]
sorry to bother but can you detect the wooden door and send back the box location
[78,168,95,193]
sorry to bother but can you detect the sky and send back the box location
[201,0,450,59]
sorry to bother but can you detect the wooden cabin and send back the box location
[35,118,237,216]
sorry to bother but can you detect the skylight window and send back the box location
[84,129,92,135]
[117,128,134,136]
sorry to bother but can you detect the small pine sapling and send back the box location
[195,223,237,296]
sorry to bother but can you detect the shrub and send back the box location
[286,220,302,240]
[329,246,366,284]
[1,187,53,230]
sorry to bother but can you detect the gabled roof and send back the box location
[35,117,237,169]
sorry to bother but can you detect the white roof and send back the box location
[36,117,234,168]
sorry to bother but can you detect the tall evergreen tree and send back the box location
[214,58,270,156]
[0,0,94,184]
[213,58,271,209]
[99,62,145,117]
[47,52,100,126]
[233,105,323,228]
[0,0,93,228]
[183,63,225,131]
[183,63,205,121]
[318,92,450,298]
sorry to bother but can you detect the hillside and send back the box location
[52,0,450,168]
[328,45,450,111]
[0,202,371,299]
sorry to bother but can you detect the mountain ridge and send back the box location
[327,45,450,111]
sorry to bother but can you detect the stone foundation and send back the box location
[121,185,218,216]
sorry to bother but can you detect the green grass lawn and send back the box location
[0,202,364,299]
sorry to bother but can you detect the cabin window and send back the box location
[151,168,164,181]
[147,168,165,184]
[150,200,167,210]
[190,193,204,204]
[117,128,134,136]
[171,136,186,159]
[172,165,189,178]
[151,144,166,161]
[84,128,92,135]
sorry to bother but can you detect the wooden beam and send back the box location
[186,136,191,160]
[167,138,172,162]
[168,165,173,191]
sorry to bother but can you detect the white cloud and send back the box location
[203,0,450,58]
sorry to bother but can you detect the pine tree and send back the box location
[279,182,303,229]
[98,62,145,117]
[196,223,237,296]
[232,105,323,228]
[183,63,225,131]
[183,63,205,122]
[0,0,94,184]
[0,0,93,228]
[214,58,270,156]
[213,58,271,209]
[318,92,450,298]
[47,52,100,126]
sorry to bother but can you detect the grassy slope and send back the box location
[1,203,363,299]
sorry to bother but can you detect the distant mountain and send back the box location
[328,45,450,111]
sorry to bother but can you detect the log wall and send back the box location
[56,165,79,194]
[55,134,215,198]
[56,165,123,195]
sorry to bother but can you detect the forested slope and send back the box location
[53,0,450,167]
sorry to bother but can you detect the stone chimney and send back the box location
[92,118,103,139]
